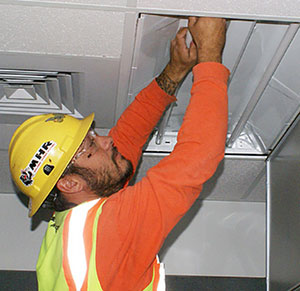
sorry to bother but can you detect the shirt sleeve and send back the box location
[118,61,229,247]
[108,80,176,171]
[96,62,230,290]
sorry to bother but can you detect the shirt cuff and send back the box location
[192,62,230,85]
[143,79,177,106]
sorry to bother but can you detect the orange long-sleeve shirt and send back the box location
[94,62,230,290]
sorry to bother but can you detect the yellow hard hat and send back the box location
[8,113,94,217]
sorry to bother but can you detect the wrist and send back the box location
[164,63,189,83]
[197,49,222,63]
[156,67,180,96]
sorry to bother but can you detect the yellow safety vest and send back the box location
[36,198,165,290]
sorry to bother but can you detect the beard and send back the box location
[65,151,133,198]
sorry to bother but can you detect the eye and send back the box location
[86,138,97,159]
[90,138,97,149]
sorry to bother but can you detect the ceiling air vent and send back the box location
[0,69,83,118]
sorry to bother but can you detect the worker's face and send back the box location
[67,128,133,197]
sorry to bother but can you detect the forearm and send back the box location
[159,62,229,189]
[117,63,230,247]
[109,80,176,169]
[155,67,180,96]
[176,63,229,162]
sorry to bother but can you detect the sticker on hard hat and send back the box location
[43,164,54,176]
[45,114,65,123]
[20,141,56,186]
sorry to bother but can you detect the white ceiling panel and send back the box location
[0,5,299,157]
[34,0,127,5]
[0,4,125,58]
[132,155,266,202]
[1,4,298,205]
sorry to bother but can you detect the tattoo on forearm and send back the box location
[156,70,179,96]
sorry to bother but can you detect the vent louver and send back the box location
[0,69,83,118]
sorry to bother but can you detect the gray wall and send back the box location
[0,156,266,277]
[267,114,300,290]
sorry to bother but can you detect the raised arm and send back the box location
[109,27,197,171]
[116,16,229,254]
[97,17,230,290]
[135,18,228,231]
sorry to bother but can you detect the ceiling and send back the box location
[1,1,300,202]
[131,15,300,155]
[0,2,299,156]
[132,154,266,202]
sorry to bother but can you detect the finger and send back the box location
[176,27,188,39]
[176,31,189,53]
[176,28,188,46]
[188,41,197,59]
[171,28,185,47]
[188,16,197,27]
[170,38,177,52]
[190,40,196,48]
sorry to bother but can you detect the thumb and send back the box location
[188,16,197,27]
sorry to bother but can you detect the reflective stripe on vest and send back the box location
[151,256,166,291]
[157,256,166,291]
[67,199,100,290]
[63,198,165,291]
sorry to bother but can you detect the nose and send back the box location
[96,135,113,151]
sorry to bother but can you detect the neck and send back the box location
[62,190,99,208]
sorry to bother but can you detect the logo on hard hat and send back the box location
[20,170,34,186]
[45,114,65,123]
[20,141,57,186]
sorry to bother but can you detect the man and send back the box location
[9,17,229,290]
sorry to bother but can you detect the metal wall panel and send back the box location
[131,155,266,276]
[161,199,265,277]
[0,195,265,276]
[0,194,48,270]
[267,115,300,290]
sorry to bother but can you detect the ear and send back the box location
[56,175,85,193]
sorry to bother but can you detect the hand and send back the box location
[156,27,197,95]
[164,27,197,83]
[188,17,226,63]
